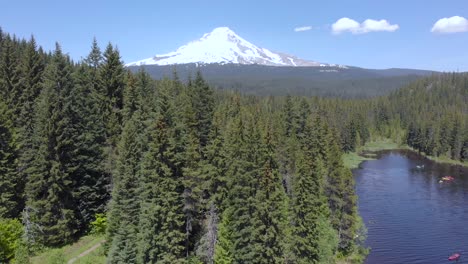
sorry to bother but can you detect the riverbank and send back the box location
[342,139,404,169]
[342,138,468,169]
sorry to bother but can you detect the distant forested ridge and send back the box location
[314,73,467,161]
[0,28,466,264]
[128,63,435,98]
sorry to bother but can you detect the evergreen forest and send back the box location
[0,29,467,264]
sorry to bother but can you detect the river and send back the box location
[354,149,468,264]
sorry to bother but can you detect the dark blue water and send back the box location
[354,150,468,264]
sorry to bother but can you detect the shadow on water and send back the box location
[354,149,468,264]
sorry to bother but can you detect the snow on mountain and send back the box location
[126,27,344,67]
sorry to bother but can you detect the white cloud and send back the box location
[294,26,313,32]
[332,17,399,34]
[431,16,468,33]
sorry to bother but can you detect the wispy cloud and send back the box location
[294,26,313,32]
[431,16,468,33]
[332,18,399,34]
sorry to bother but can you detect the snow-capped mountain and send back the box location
[126,27,343,67]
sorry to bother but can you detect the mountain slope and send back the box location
[126,27,340,67]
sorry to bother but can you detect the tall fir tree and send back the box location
[107,112,146,264]
[250,124,288,263]
[322,125,358,253]
[136,80,185,264]
[222,114,261,263]
[0,36,21,113]
[289,117,337,263]
[15,36,45,217]
[70,64,109,229]
[191,70,214,149]
[100,43,125,147]
[0,98,20,218]
[213,211,234,264]
[24,44,78,246]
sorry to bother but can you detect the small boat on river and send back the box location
[441,176,455,181]
[439,176,455,183]
[448,253,460,261]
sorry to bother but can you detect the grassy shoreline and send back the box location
[342,139,403,169]
[342,138,468,169]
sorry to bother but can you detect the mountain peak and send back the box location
[207,27,236,35]
[126,27,337,67]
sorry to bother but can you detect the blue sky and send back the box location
[2,0,468,71]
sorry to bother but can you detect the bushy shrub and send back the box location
[0,218,23,262]
[90,213,107,235]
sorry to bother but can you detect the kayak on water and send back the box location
[440,176,455,183]
[448,253,460,261]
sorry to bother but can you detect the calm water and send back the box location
[354,150,468,264]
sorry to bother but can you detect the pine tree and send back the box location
[107,113,145,263]
[17,36,45,130]
[70,64,109,229]
[122,72,139,123]
[24,44,78,246]
[84,38,103,69]
[213,212,233,264]
[283,95,296,137]
[323,126,358,253]
[289,117,337,263]
[250,124,288,263]
[295,98,310,137]
[136,81,185,264]
[15,37,45,218]
[202,110,228,210]
[0,98,20,218]
[222,114,263,263]
[182,131,204,257]
[191,70,214,149]
[0,36,21,113]
[100,43,125,146]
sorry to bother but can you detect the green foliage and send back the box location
[0,218,23,262]
[24,44,79,247]
[106,114,145,263]
[249,126,288,263]
[13,240,31,264]
[135,80,185,263]
[213,213,233,264]
[316,214,338,263]
[28,235,104,264]
[45,249,65,264]
[0,98,21,218]
[100,43,125,146]
[90,214,107,235]
[71,63,109,229]
[191,70,215,148]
